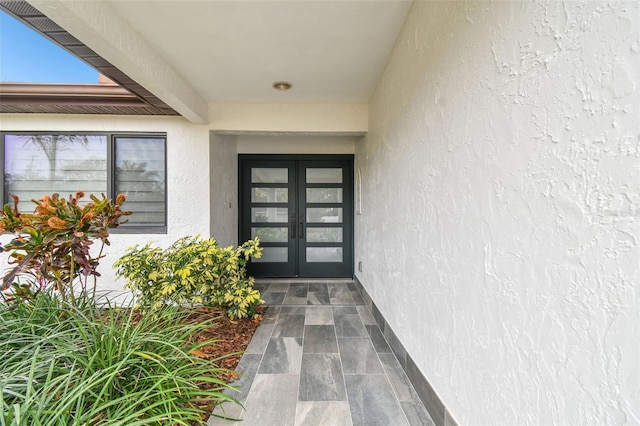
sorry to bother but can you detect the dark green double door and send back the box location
[239,155,353,278]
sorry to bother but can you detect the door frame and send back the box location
[238,154,354,278]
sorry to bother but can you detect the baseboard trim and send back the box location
[354,276,458,426]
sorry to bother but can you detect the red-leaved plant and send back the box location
[0,192,131,304]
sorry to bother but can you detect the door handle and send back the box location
[290,213,296,239]
[299,213,304,238]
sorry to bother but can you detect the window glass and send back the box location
[306,247,343,263]
[251,168,288,183]
[115,137,165,228]
[3,133,166,232]
[306,168,342,183]
[4,134,107,211]
[251,187,288,203]
[306,188,343,203]
[252,247,288,263]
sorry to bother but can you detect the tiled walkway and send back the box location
[208,280,435,426]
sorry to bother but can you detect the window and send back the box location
[1,132,166,233]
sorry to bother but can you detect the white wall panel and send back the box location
[355,2,639,424]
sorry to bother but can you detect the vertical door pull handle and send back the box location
[290,213,296,239]
[299,213,304,238]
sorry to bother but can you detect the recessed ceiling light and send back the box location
[272,81,292,91]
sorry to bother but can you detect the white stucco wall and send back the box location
[237,134,356,154]
[210,103,367,134]
[355,1,639,425]
[210,133,238,247]
[0,114,211,295]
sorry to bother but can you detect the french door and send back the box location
[239,155,353,278]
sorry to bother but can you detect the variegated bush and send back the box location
[114,235,263,319]
[0,192,130,304]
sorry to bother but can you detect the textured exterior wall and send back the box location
[210,134,238,247]
[355,1,639,424]
[0,114,211,294]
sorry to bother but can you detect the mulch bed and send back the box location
[187,305,266,379]
[183,305,267,422]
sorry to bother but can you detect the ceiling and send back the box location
[0,0,413,118]
[106,0,413,104]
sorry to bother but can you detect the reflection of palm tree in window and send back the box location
[116,161,162,192]
[22,135,90,180]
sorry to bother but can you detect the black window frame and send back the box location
[0,131,167,234]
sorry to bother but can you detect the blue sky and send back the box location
[0,10,98,83]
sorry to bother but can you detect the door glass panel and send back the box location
[252,207,288,223]
[306,188,343,203]
[307,247,343,263]
[253,247,288,263]
[252,187,288,203]
[252,168,288,183]
[307,208,343,223]
[306,168,342,183]
[307,227,343,243]
[251,227,288,242]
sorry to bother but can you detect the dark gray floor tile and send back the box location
[296,401,353,426]
[289,282,309,292]
[338,338,384,374]
[238,374,298,425]
[262,291,286,305]
[378,353,415,401]
[328,284,355,305]
[333,306,357,315]
[350,291,366,305]
[366,325,392,353]
[279,307,307,315]
[284,296,308,305]
[334,314,368,338]
[371,303,385,330]
[406,356,445,426]
[245,322,275,354]
[356,306,377,325]
[402,400,436,426]
[226,353,263,404]
[305,307,334,325]
[259,337,303,374]
[261,306,280,324]
[384,325,407,368]
[299,354,346,401]
[208,401,242,425]
[344,374,409,426]
[307,290,331,305]
[308,282,328,292]
[272,314,305,338]
[303,325,338,353]
[207,351,264,424]
[361,290,372,311]
[284,284,309,305]
[346,282,357,292]
[265,282,290,293]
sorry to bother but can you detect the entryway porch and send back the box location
[208,279,434,426]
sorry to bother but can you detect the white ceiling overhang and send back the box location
[23,0,412,127]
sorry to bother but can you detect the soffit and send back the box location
[106,0,413,104]
[0,0,179,116]
[0,0,412,117]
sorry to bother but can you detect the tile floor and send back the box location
[208,280,435,426]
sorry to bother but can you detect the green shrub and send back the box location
[114,236,263,319]
[0,291,238,425]
[0,192,130,304]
